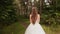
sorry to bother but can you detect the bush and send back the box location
[0,0,17,25]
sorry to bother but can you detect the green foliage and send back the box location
[0,0,17,25]
[40,0,60,25]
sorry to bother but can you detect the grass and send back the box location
[2,18,60,34]
[42,25,60,34]
[2,22,25,34]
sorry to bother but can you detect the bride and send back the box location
[25,7,45,34]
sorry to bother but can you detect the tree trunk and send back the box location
[40,0,44,14]
[13,0,21,20]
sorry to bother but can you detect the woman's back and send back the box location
[30,14,40,24]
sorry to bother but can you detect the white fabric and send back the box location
[25,15,45,34]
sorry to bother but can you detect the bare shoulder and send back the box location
[30,14,32,17]
[38,14,40,17]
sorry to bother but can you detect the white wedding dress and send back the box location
[25,15,45,34]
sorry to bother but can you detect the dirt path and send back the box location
[18,20,29,28]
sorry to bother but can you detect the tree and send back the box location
[0,0,16,25]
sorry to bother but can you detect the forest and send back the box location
[0,0,60,34]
